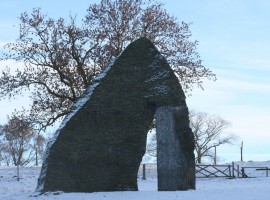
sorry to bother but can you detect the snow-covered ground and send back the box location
[1,162,270,200]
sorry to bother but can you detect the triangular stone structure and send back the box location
[37,38,195,192]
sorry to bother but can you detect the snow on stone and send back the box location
[48,58,115,147]
[144,54,172,98]
[145,71,170,83]
[37,58,116,192]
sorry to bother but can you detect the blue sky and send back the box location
[0,0,270,163]
[168,0,270,162]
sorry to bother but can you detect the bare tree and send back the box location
[34,134,46,166]
[190,111,237,164]
[0,0,216,131]
[0,115,36,167]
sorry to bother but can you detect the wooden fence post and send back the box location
[232,162,235,178]
[241,167,245,178]
[142,164,146,180]
[214,146,217,165]
[240,141,243,162]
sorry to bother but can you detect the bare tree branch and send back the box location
[0,1,216,131]
[190,110,237,164]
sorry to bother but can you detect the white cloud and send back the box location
[214,79,270,92]
[238,59,270,71]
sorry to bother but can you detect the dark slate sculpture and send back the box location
[37,37,195,192]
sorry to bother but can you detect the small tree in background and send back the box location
[190,111,237,164]
[1,116,35,166]
[0,115,36,180]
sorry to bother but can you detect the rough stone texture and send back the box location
[156,106,195,191]
[37,37,195,192]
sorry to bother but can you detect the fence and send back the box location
[241,167,269,178]
[196,164,233,178]
[138,162,270,179]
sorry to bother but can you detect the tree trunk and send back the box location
[17,165,20,181]
[156,106,195,191]
[197,152,202,164]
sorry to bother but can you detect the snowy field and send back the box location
[1,162,270,200]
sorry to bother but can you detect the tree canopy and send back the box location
[0,0,216,130]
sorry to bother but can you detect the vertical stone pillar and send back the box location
[156,106,195,191]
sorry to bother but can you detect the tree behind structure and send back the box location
[190,111,237,164]
[0,0,216,131]
[85,0,216,91]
